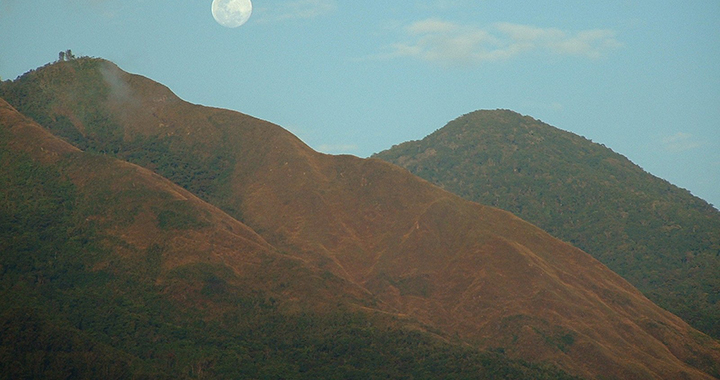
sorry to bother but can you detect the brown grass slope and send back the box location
[3,59,720,379]
[0,96,376,319]
[2,97,587,379]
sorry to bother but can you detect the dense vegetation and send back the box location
[374,109,720,339]
[1,65,580,379]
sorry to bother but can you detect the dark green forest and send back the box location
[374,109,720,339]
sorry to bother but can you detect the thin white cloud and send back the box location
[257,0,336,23]
[662,132,703,152]
[380,19,622,66]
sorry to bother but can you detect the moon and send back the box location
[212,0,252,28]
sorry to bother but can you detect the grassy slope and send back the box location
[374,109,720,339]
[0,94,579,378]
[2,59,720,379]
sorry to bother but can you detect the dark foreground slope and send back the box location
[373,109,720,339]
[0,99,581,379]
[2,58,719,379]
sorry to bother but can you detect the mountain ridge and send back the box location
[2,58,719,379]
[7,97,542,379]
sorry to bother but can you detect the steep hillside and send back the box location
[0,98,584,379]
[373,109,720,339]
[2,58,719,379]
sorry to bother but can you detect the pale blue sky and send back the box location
[2,1,719,207]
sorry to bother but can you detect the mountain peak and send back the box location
[2,60,719,379]
[375,108,720,342]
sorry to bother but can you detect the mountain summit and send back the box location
[374,109,720,339]
[1,58,719,379]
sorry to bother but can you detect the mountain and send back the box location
[373,109,720,340]
[0,98,575,379]
[2,58,720,379]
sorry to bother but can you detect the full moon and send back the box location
[212,0,252,28]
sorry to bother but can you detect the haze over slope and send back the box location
[373,110,720,339]
[2,58,719,379]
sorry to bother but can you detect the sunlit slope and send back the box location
[373,109,720,339]
[1,98,592,379]
[2,58,719,379]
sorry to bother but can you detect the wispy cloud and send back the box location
[379,19,622,66]
[662,132,703,152]
[257,0,336,23]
